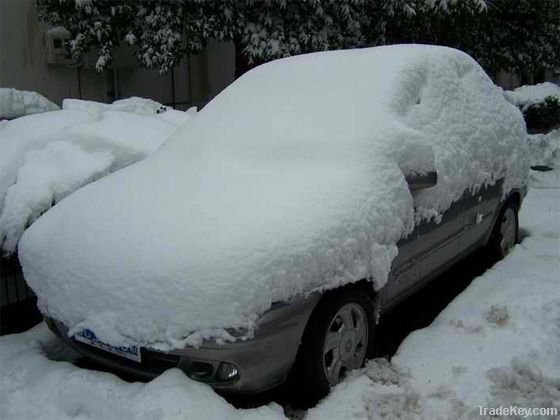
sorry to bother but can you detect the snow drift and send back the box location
[19,45,528,349]
[527,129,560,169]
[504,82,560,110]
[0,98,195,254]
[0,88,59,120]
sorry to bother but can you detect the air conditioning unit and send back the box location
[45,26,75,66]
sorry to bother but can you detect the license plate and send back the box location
[74,328,142,363]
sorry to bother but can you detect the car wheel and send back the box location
[488,200,519,259]
[290,286,375,406]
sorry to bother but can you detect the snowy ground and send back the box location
[308,169,560,419]
[527,129,559,169]
[1,168,558,420]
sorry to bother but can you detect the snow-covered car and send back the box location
[19,45,529,402]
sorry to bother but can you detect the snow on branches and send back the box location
[37,0,490,74]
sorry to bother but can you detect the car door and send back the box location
[461,179,503,253]
[382,192,465,310]
[382,230,422,309]
[412,194,465,284]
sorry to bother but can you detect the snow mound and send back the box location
[0,324,285,420]
[527,129,560,169]
[63,97,169,115]
[310,169,560,419]
[0,142,113,253]
[0,101,195,254]
[0,110,92,210]
[19,45,528,349]
[0,88,59,120]
[504,82,560,110]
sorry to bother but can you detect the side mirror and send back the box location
[405,171,438,191]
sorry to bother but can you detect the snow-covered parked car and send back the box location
[18,45,529,402]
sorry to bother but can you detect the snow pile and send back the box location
[19,45,528,349]
[309,168,560,419]
[0,325,284,420]
[504,82,560,110]
[526,129,560,169]
[0,88,59,120]
[0,99,195,254]
[0,110,92,211]
[62,96,169,115]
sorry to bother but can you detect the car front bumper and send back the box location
[45,293,320,394]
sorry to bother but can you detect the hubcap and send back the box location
[499,207,517,255]
[322,303,368,385]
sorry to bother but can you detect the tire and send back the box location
[487,200,519,260]
[289,286,376,406]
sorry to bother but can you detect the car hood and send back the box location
[19,117,412,348]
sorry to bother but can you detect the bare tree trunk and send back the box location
[520,71,531,86]
[234,37,252,79]
[533,66,545,84]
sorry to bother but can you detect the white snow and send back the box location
[0,110,92,211]
[0,324,284,420]
[62,96,173,115]
[308,168,560,419]
[0,88,59,120]
[1,169,556,420]
[526,129,560,169]
[1,142,113,253]
[0,98,195,254]
[504,82,560,110]
[18,45,528,349]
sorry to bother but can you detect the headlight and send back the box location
[216,362,239,381]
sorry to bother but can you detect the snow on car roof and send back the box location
[19,45,528,349]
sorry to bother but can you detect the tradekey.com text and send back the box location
[478,405,558,417]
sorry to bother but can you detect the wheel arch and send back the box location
[506,189,522,211]
[484,189,522,247]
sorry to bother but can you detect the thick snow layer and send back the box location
[0,88,59,120]
[308,169,560,419]
[1,168,556,420]
[19,45,528,349]
[0,325,284,420]
[0,110,92,211]
[62,96,173,115]
[0,100,194,254]
[0,142,112,253]
[527,129,559,169]
[504,82,560,110]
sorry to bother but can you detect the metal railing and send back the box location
[0,256,35,307]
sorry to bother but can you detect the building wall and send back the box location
[0,0,235,108]
[496,70,560,90]
[0,0,81,104]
